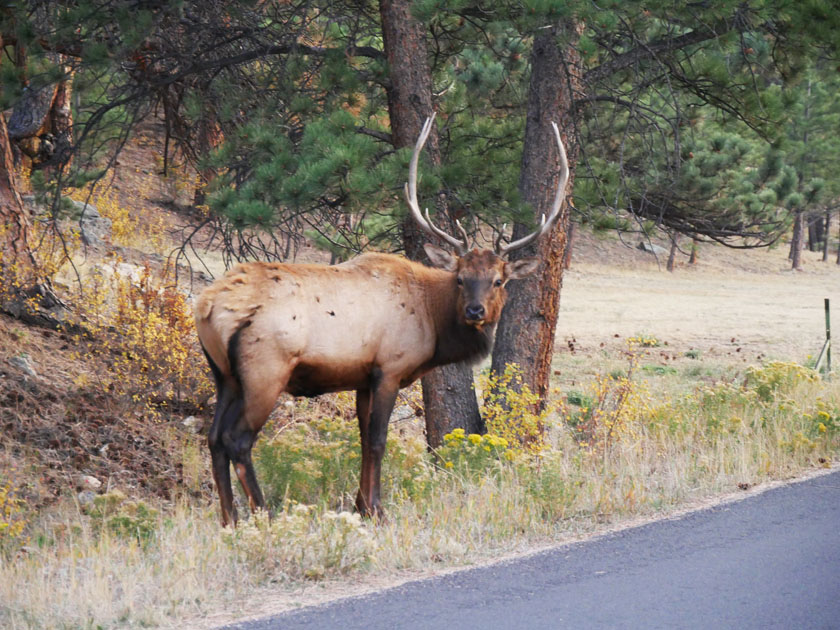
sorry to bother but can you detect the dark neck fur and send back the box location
[431,316,495,368]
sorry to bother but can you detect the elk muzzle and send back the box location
[465,303,486,324]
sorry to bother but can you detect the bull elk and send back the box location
[195,115,569,525]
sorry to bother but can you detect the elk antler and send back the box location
[404,113,468,255]
[495,121,569,257]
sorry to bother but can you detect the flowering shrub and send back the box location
[436,428,513,476]
[745,361,818,402]
[0,481,27,553]
[805,402,840,438]
[68,261,212,417]
[479,363,552,453]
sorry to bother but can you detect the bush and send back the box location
[84,490,160,547]
[70,261,212,417]
[254,412,432,510]
[224,506,374,581]
[435,428,513,477]
[0,481,27,554]
[479,364,551,454]
[744,361,818,401]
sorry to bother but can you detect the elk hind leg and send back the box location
[208,383,242,527]
[226,368,290,515]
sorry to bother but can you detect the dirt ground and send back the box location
[559,230,838,365]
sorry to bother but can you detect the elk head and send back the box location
[405,114,569,330]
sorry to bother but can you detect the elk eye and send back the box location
[494,279,503,287]
[456,277,464,286]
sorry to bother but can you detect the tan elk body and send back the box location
[195,115,568,525]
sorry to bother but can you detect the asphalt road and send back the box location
[222,470,840,630]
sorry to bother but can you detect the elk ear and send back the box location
[505,257,539,280]
[424,243,459,271]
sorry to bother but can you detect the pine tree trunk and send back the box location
[490,21,582,408]
[689,238,699,264]
[562,217,575,270]
[822,210,830,262]
[379,0,482,447]
[791,209,804,270]
[666,234,679,272]
[807,211,820,252]
[45,60,74,177]
[0,107,32,271]
[193,103,223,207]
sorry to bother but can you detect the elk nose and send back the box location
[465,304,485,321]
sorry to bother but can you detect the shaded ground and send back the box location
[0,314,209,509]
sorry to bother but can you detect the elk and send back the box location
[195,115,569,525]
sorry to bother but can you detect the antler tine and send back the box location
[496,121,569,256]
[455,219,469,245]
[404,113,468,255]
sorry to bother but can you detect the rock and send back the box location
[182,415,203,433]
[70,200,112,246]
[8,355,38,378]
[392,405,416,423]
[80,475,102,491]
[77,490,96,506]
[637,240,669,256]
[21,195,112,246]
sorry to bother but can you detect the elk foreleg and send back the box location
[355,372,398,518]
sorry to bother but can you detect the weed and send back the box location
[642,364,677,375]
[744,361,818,402]
[254,413,431,510]
[85,490,160,547]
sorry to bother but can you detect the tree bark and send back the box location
[562,216,575,270]
[8,53,73,177]
[193,102,224,207]
[0,110,30,262]
[491,21,582,408]
[379,0,482,447]
[791,209,804,270]
[822,209,830,262]
[688,238,699,264]
[807,211,821,252]
[666,233,679,272]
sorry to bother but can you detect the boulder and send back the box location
[637,240,669,256]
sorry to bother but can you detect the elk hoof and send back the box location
[355,492,386,522]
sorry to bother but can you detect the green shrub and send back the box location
[254,415,432,509]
